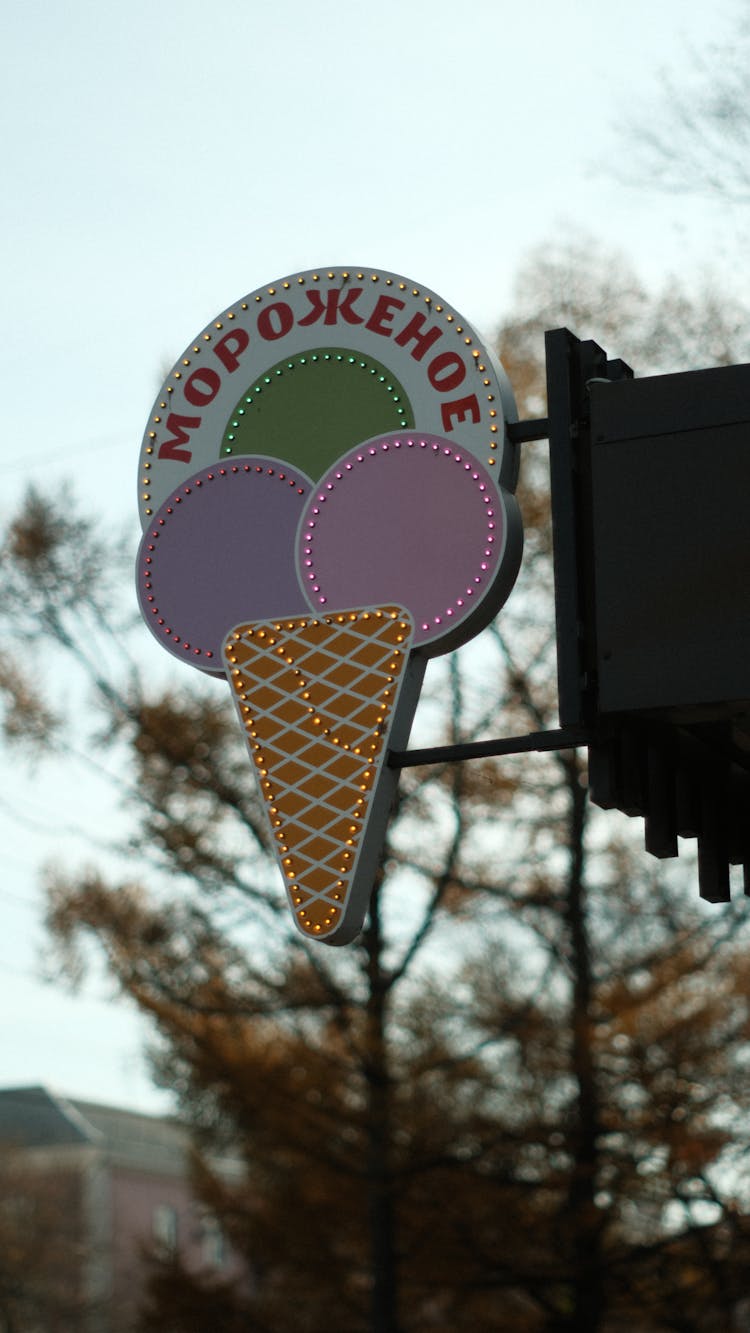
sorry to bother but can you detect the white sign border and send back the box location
[138,265,519,528]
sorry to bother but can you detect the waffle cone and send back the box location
[222,607,423,944]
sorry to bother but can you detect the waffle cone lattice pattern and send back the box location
[223,607,414,941]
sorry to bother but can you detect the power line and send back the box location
[1,434,129,476]
[0,885,40,910]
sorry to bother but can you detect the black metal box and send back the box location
[588,364,750,716]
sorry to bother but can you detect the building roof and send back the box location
[0,1086,189,1174]
[72,1096,189,1173]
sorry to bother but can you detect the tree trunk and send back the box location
[561,755,603,1332]
[362,882,401,1333]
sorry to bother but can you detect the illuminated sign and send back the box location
[136,267,522,944]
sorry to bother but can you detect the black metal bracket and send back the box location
[387,412,579,770]
[388,726,589,769]
[507,418,549,444]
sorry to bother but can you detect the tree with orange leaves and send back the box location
[4,242,750,1332]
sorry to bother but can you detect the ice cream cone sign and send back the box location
[136,268,523,944]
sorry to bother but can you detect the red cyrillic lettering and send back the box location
[441,394,481,431]
[394,312,443,361]
[185,368,221,407]
[428,351,466,393]
[158,414,201,462]
[213,328,250,372]
[298,288,364,327]
[365,294,405,336]
[258,302,294,340]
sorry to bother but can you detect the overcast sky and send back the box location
[0,0,742,1114]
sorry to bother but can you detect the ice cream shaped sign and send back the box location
[136,266,522,945]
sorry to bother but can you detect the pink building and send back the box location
[0,1086,243,1332]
